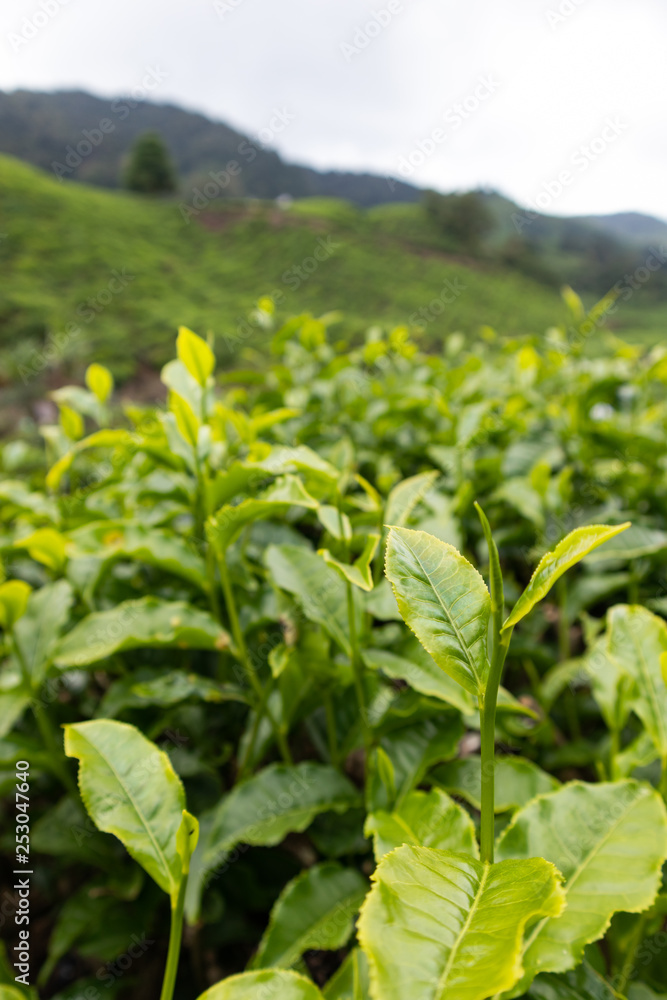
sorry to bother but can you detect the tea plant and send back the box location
[2,308,667,1000]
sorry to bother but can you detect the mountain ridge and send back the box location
[0,88,420,207]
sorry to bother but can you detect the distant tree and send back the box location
[124,132,177,194]
[424,190,494,254]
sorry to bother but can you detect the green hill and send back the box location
[1,154,665,415]
[0,156,563,374]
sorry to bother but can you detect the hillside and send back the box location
[0,155,577,392]
[0,89,420,206]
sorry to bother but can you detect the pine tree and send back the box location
[124,132,177,194]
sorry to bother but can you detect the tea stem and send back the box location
[217,551,292,765]
[347,580,371,754]
[159,876,187,1000]
[479,628,512,865]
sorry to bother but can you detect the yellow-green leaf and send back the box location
[176,810,200,874]
[177,326,215,387]
[196,971,323,1000]
[170,391,200,447]
[385,526,490,696]
[358,846,565,1000]
[319,534,380,592]
[0,580,32,629]
[59,404,84,441]
[496,780,667,995]
[46,451,74,493]
[606,605,667,757]
[85,362,114,403]
[503,523,631,631]
[364,787,478,862]
[14,528,67,572]
[64,720,186,904]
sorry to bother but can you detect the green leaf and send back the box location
[320,534,380,592]
[365,787,478,861]
[31,796,118,869]
[208,476,318,554]
[606,605,667,756]
[54,597,229,668]
[177,325,215,387]
[67,520,207,591]
[432,756,560,813]
[59,404,84,441]
[0,580,32,630]
[186,762,360,922]
[196,971,323,1000]
[46,451,74,492]
[13,580,74,687]
[85,362,114,403]
[318,504,352,541]
[527,961,621,1000]
[384,471,439,527]
[364,645,475,714]
[496,780,667,991]
[265,544,362,656]
[252,862,368,969]
[583,635,633,735]
[176,810,200,874]
[358,846,565,1000]
[503,523,630,631]
[0,681,31,739]
[322,949,370,1000]
[97,670,247,717]
[474,501,504,629]
[249,406,301,436]
[369,717,464,811]
[0,988,30,1000]
[64,720,186,904]
[170,390,200,446]
[14,528,67,572]
[385,526,491,696]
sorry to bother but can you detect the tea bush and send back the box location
[2,299,667,1000]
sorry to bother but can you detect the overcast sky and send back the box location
[1,0,665,219]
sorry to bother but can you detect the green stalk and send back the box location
[347,579,372,754]
[609,725,621,781]
[475,502,512,866]
[33,699,79,799]
[12,632,78,798]
[238,673,276,780]
[159,876,187,1000]
[217,550,292,765]
[479,628,512,864]
[556,576,571,661]
[616,910,649,996]
[324,690,340,768]
[660,753,667,804]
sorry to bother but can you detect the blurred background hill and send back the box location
[2,88,667,414]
